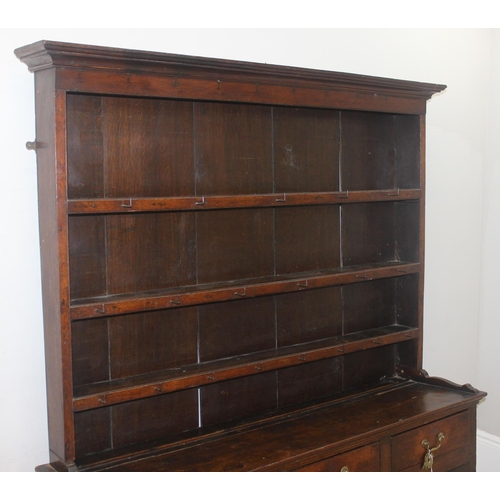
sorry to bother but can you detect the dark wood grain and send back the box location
[197,208,274,283]
[16,41,446,115]
[273,107,340,193]
[395,201,421,263]
[195,102,273,195]
[67,189,422,214]
[395,114,421,189]
[343,345,396,391]
[396,274,420,327]
[343,279,397,334]
[277,358,343,407]
[68,216,106,300]
[66,94,104,199]
[112,390,199,449]
[103,97,194,198]
[109,308,198,379]
[391,411,470,471]
[201,372,277,427]
[71,318,109,387]
[17,40,481,474]
[275,206,340,275]
[341,111,396,191]
[342,202,419,267]
[106,213,196,294]
[398,448,470,472]
[276,287,342,347]
[91,381,483,472]
[69,262,421,320]
[74,407,111,457]
[296,442,380,472]
[199,296,275,362]
[72,326,419,412]
[33,72,75,461]
[417,115,426,367]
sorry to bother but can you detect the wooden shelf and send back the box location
[20,40,482,473]
[85,379,483,472]
[70,261,420,320]
[73,324,419,411]
[67,189,421,214]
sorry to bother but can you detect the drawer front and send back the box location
[296,442,379,472]
[398,447,470,472]
[391,411,470,471]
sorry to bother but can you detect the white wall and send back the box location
[0,28,496,471]
[478,29,500,436]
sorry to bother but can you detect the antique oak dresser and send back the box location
[15,40,486,472]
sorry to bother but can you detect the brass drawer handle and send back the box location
[421,432,445,471]
[340,466,349,472]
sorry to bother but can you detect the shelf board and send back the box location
[72,324,420,412]
[85,379,482,472]
[67,189,421,214]
[70,261,420,320]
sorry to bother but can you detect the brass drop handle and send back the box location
[421,432,445,471]
[340,466,349,472]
